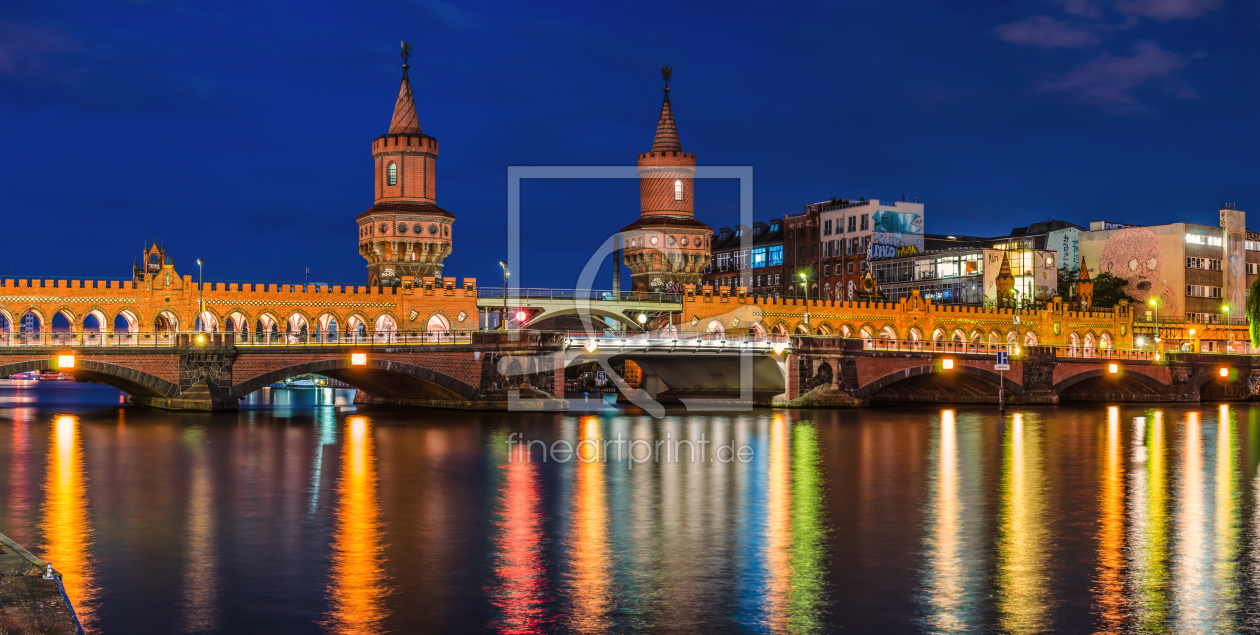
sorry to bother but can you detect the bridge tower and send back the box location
[620,67,712,293]
[1074,255,1093,309]
[358,42,455,287]
[996,251,1015,307]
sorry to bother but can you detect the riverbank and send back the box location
[0,532,81,635]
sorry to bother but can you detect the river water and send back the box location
[2,381,1260,633]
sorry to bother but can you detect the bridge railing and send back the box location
[0,330,488,348]
[479,288,683,304]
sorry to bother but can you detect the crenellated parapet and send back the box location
[678,286,1138,350]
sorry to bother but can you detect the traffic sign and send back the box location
[595,371,607,386]
[994,351,1010,371]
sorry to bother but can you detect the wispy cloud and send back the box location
[1115,0,1225,21]
[1036,41,1195,112]
[994,16,1102,48]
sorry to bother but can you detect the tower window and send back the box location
[674,179,683,201]
[387,162,398,186]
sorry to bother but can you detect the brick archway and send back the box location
[229,358,479,401]
[857,363,1024,399]
[0,358,179,398]
[1052,367,1168,396]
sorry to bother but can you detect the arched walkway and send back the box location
[0,358,179,398]
[230,358,478,402]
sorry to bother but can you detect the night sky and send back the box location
[2,0,1258,289]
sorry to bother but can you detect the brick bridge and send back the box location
[784,338,1257,406]
[0,332,568,411]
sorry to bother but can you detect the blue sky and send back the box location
[1,0,1257,288]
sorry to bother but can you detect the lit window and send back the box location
[674,179,683,201]
[388,162,398,186]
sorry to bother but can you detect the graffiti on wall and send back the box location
[1098,227,1179,315]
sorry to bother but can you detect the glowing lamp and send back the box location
[637,313,647,324]
[515,310,527,323]
[1013,345,1021,356]
[583,339,598,353]
[773,342,788,355]
[1220,367,1229,378]
[1108,363,1118,374]
[196,334,205,344]
[57,355,74,369]
[942,359,954,370]
[351,353,367,366]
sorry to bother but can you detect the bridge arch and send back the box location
[0,358,179,398]
[1053,367,1168,396]
[229,358,478,402]
[858,363,1024,400]
[519,306,643,331]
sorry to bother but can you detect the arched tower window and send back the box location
[387,162,398,186]
[674,179,683,201]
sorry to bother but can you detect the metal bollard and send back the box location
[43,562,55,580]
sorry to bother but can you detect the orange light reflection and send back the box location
[324,416,389,634]
[40,415,98,628]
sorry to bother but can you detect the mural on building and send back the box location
[868,209,925,261]
[1097,227,1179,314]
[1047,228,1079,273]
[1222,208,1246,312]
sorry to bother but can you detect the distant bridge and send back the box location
[477,288,682,330]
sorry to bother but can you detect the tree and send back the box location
[1091,272,1137,308]
[1056,266,1135,308]
[1249,276,1260,348]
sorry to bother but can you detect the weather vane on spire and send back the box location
[401,41,413,69]
[661,65,672,90]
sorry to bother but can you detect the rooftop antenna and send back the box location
[306,267,310,284]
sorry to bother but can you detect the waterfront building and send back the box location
[700,221,784,299]
[872,245,1057,306]
[620,68,712,293]
[818,197,925,302]
[783,204,820,299]
[357,44,455,287]
[1077,205,1260,351]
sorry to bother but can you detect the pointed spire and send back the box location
[998,251,1013,277]
[652,65,681,152]
[389,41,421,135]
[1076,255,1091,280]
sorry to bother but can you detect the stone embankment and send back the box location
[0,532,81,635]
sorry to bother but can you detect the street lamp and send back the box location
[1148,298,1160,353]
[799,271,810,333]
[196,258,204,333]
[499,260,509,330]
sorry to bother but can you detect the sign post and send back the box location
[994,350,1010,413]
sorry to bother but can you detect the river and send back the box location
[1,380,1259,633]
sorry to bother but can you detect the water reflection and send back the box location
[178,425,218,633]
[1128,410,1170,630]
[40,414,98,627]
[922,409,985,632]
[997,412,1049,634]
[324,415,389,634]
[487,429,550,633]
[788,421,826,632]
[566,416,611,634]
[1095,406,1127,632]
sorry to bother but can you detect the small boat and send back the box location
[268,381,289,388]
[287,379,317,389]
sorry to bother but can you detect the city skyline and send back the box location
[1,1,1257,289]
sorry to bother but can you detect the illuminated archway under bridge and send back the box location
[0,333,571,411]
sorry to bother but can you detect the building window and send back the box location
[823,220,832,236]
[775,274,781,285]
[838,217,845,234]
[1186,257,1222,271]
[1209,236,1222,247]
[1248,262,1259,275]
[1186,285,1222,298]
[674,179,683,201]
[768,245,783,266]
[751,247,767,268]
[387,162,398,186]
[821,242,830,258]
[860,214,869,231]
[848,262,854,274]
[770,223,780,231]
[848,216,856,232]
[823,265,830,276]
